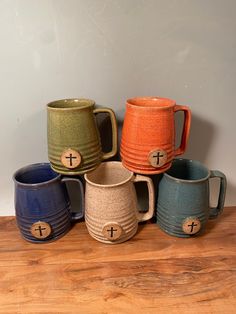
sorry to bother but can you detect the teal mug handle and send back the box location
[61,177,84,221]
[209,170,227,219]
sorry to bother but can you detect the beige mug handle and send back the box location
[133,175,155,222]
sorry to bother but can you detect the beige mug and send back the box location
[84,161,155,244]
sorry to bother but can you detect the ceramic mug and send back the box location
[47,98,118,175]
[84,161,155,244]
[156,158,227,238]
[120,97,191,174]
[13,163,84,243]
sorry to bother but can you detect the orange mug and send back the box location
[120,97,191,174]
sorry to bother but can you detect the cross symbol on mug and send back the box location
[34,225,46,237]
[148,149,167,168]
[182,217,201,235]
[65,153,77,167]
[152,152,164,165]
[102,223,122,241]
[106,226,117,238]
[188,221,198,233]
[30,221,51,239]
[61,149,81,169]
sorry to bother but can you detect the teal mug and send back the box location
[156,158,227,237]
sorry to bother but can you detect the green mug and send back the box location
[47,98,117,175]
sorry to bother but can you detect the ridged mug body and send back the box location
[120,97,191,174]
[84,161,155,244]
[47,100,102,175]
[85,181,139,244]
[14,163,72,243]
[121,103,175,173]
[156,175,209,238]
[156,158,227,238]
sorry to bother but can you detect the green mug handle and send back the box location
[93,108,118,160]
[209,170,227,219]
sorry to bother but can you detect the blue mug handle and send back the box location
[209,170,227,219]
[61,177,84,221]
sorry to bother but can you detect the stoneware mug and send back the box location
[120,97,191,174]
[84,161,155,244]
[47,98,117,175]
[13,163,84,243]
[156,158,227,238]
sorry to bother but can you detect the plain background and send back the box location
[0,0,235,215]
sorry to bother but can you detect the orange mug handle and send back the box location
[174,105,191,156]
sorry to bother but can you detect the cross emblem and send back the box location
[152,152,164,165]
[30,221,51,239]
[65,153,77,167]
[188,222,198,233]
[182,217,201,235]
[61,148,81,169]
[34,225,46,237]
[102,223,122,241]
[148,149,167,168]
[106,227,118,238]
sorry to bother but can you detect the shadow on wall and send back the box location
[12,109,47,168]
[224,181,236,206]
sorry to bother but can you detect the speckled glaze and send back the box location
[120,97,191,174]
[156,159,227,238]
[47,99,117,175]
[84,161,155,244]
[13,163,84,243]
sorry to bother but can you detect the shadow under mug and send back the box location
[156,158,227,238]
[13,163,84,243]
[84,161,155,244]
[47,98,117,175]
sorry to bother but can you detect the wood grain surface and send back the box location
[0,207,236,313]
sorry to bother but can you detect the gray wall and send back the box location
[0,0,235,215]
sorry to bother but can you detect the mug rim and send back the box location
[47,98,95,111]
[164,158,211,183]
[127,96,176,109]
[84,161,134,188]
[13,163,61,187]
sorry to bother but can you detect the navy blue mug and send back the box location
[156,158,227,238]
[13,163,84,243]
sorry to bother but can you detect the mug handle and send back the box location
[173,105,191,156]
[61,177,84,221]
[93,108,118,160]
[133,175,155,222]
[209,170,227,219]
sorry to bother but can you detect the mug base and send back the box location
[19,225,71,244]
[156,221,204,238]
[86,226,138,244]
[121,160,172,175]
[50,163,99,176]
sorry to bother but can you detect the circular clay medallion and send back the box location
[182,217,201,235]
[61,148,81,169]
[102,222,123,241]
[30,221,52,239]
[148,149,167,168]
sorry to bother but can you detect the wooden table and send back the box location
[0,207,236,313]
